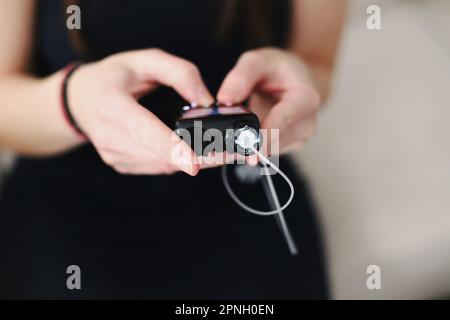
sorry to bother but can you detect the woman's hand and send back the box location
[68,49,214,176]
[217,48,321,155]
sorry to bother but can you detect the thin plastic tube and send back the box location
[261,162,298,255]
[221,147,295,216]
[221,146,298,255]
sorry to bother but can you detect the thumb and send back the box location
[123,97,200,176]
[217,51,273,104]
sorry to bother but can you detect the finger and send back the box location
[279,115,317,152]
[130,49,214,107]
[261,88,319,132]
[114,163,178,176]
[217,50,275,104]
[199,151,240,167]
[198,150,260,170]
[98,127,194,175]
[118,97,200,176]
[93,116,183,169]
[98,145,160,167]
[248,93,273,122]
[94,129,156,161]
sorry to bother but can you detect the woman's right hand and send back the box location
[67,49,214,176]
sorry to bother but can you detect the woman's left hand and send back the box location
[217,48,321,155]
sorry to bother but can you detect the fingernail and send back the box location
[195,87,213,108]
[202,99,214,108]
[217,98,234,106]
[180,161,194,176]
[180,153,200,176]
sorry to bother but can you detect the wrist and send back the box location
[60,62,88,141]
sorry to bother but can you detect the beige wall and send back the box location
[294,0,450,299]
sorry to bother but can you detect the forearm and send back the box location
[290,0,347,104]
[303,59,333,103]
[0,71,84,156]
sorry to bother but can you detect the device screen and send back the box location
[180,105,250,120]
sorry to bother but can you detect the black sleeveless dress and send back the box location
[0,0,329,299]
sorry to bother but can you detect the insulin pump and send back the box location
[175,102,298,256]
[175,102,262,157]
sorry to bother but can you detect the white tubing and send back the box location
[221,147,295,216]
[221,147,298,255]
[261,162,298,255]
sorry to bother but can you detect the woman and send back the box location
[0,0,346,299]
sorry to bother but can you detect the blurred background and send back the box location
[1,0,449,299]
[294,0,450,299]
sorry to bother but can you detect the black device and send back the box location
[175,103,261,156]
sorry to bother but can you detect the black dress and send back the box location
[0,0,329,299]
